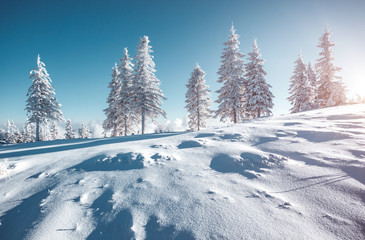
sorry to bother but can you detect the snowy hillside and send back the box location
[0,104,365,240]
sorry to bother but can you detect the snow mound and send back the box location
[210,152,284,179]
[0,104,365,240]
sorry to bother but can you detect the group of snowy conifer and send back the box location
[103,36,166,136]
[185,25,274,131]
[1,25,352,144]
[288,26,347,113]
[0,54,94,143]
[215,25,273,124]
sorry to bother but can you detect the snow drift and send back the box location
[0,104,365,240]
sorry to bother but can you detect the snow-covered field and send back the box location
[0,104,364,240]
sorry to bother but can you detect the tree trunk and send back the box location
[124,116,127,136]
[36,119,40,142]
[113,125,117,137]
[197,104,200,131]
[258,109,261,118]
[233,109,237,123]
[141,108,145,135]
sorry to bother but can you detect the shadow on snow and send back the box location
[210,152,282,179]
[87,189,134,240]
[145,215,195,240]
[0,132,187,159]
[0,187,53,240]
[69,153,144,172]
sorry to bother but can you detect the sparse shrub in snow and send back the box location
[244,39,274,118]
[79,123,91,138]
[288,53,315,113]
[348,94,365,104]
[103,63,122,137]
[315,25,346,107]
[25,55,64,141]
[215,24,246,123]
[65,119,75,139]
[185,64,212,131]
[133,36,166,134]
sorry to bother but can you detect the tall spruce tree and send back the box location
[288,53,314,113]
[185,64,212,131]
[215,25,246,123]
[103,63,121,137]
[315,25,343,107]
[117,48,136,136]
[25,55,63,141]
[133,36,166,134]
[244,39,274,118]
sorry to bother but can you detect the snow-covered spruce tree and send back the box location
[22,122,34,143]
[185,64,212,131]
[79,123,91,138]
[6,120,20,144]
[103,63,121,137]
[215,25,246,123]
[307,62,318,108]
[50,121,60,140]
[25,55,63,141]
[244,39,274,118]
[65,119,75,139]
[288,53,314,113]
[117,48,136,136]
[133,36,166,134]
[315,26,344,108]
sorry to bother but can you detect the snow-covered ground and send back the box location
[0,104,364,240]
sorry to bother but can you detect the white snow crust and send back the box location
[1,104,365,240]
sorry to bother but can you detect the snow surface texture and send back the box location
[1,104,365,240]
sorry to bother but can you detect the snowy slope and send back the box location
[0,104,364,240]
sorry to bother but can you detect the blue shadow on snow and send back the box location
[145,215,195,240]
[0,132,187,159]
[69,153,144,172]
[0,187,53,240]
[87,189,135,239]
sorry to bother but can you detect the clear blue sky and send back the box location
[1,0,365,124]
